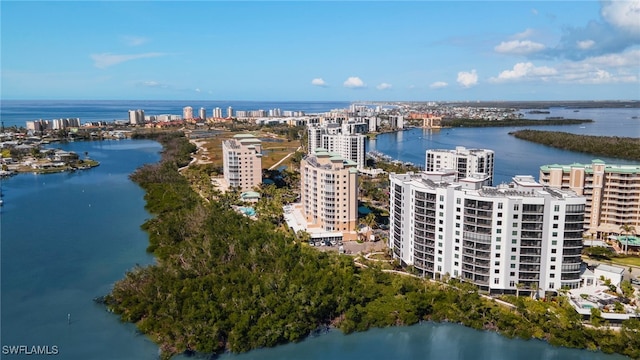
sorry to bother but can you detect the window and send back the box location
[495,261,500,266]
[496,237,501,242]
[456,207,461,212]
[553,224,558,229]
[510,272,515,277]
[497,229,502,234]
[496,253,501,258]
[455,246,459,251]
[550,274,555,278]
[498,212,503,217]
[455,230,460,235]
[509,281,515,287]
[513,214,519,219]
[553,215,559,220]
[551,249,557,254]
[456,215,461,220]
[456,198,461,204]
[554,205,560,211]
[550,265,555,270]
[494,269,500,274]
[510,264,516,268]
[438,250,442,255]
[511,255,516,260]
[494,278,499,284]
[497,220,502,226]
[511,247,516,252]
[440,195,444,201]
[512,239,517,244]
[552,232,558,237]
[514,204,520,211]
[549,282,555,289]
[496,245,501,250]
[439,204,444,209]
[455,254,459,259]
[512,231,518,235]
[512,223,517,227]
[454,262,459,266]
[551,257,556,262]
[498,203,503,209]
[437,257,442,262]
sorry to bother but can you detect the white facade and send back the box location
[389,173,585,295]
[426,146,495,185]
[307,125,366,169]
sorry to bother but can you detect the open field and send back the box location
[189,130,302,170]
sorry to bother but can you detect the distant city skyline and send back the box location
[2,1,639,101]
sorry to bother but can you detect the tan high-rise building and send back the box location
[222,134,263,191]
[183,106,193,120]
[300,149,358,233]
[539,160,640,238]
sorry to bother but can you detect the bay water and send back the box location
[1,103,637,359]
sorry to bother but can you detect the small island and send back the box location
[1,147,99,175]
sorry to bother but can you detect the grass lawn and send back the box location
[609,256,640,268]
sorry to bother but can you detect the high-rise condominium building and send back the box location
[227,106,233,118]
[213,107,223,119]
[307,126,366,169]
[425,146,495,185]
[300,149,359,233]
[128,109,144,125]
[539,160,640,238]
[222,134,263,191]
[389,173,585,295]
[183,106,193,120]
[199,107,206,120]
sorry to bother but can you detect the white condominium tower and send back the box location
[539,160,640,239]
[128,109,144,125]
[300,149,359,233]
[307,126,366,169]
[389,173,585,295]
[222,134,263,191]
[425,146,495,185]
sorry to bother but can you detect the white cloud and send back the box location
[429,81,448,89]
[490,62,557,82]
[137,80,170,88]
[577,40,596,49]
[601,0,640,35]
[578,49,640,68]
[512,28,535,40]
[343,76,365,88]
[122,35,148,47]
[90,52,165,69]
[195,88,201,92]
[495,40,546,55]
[311,78,327,87]
[457,70,478,88]
[531,8,538,16]
[376,82,392,90]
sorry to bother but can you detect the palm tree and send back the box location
[619,224,636,255]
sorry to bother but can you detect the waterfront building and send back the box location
[213,107,223,119]
[300,149,359,235]
[128,109,144,125]
[389,173,585,295]
[227,106,233,118]
[222,134,263,191]
[539,160,640,239]
[426,146,495,185]
[183,106,193,120]
[199,107,206,120]
[307,125,366,169]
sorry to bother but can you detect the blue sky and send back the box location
[2,1,639,101]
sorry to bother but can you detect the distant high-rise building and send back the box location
[307,125,366,169]
[222,134,263,191]
[426,146,495,185]
[213,107,223,118]
[227,106,233,118]
[128,109,144,125]
[199,107,206,120]
[183,106,193,120]
[539,160,640,239]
